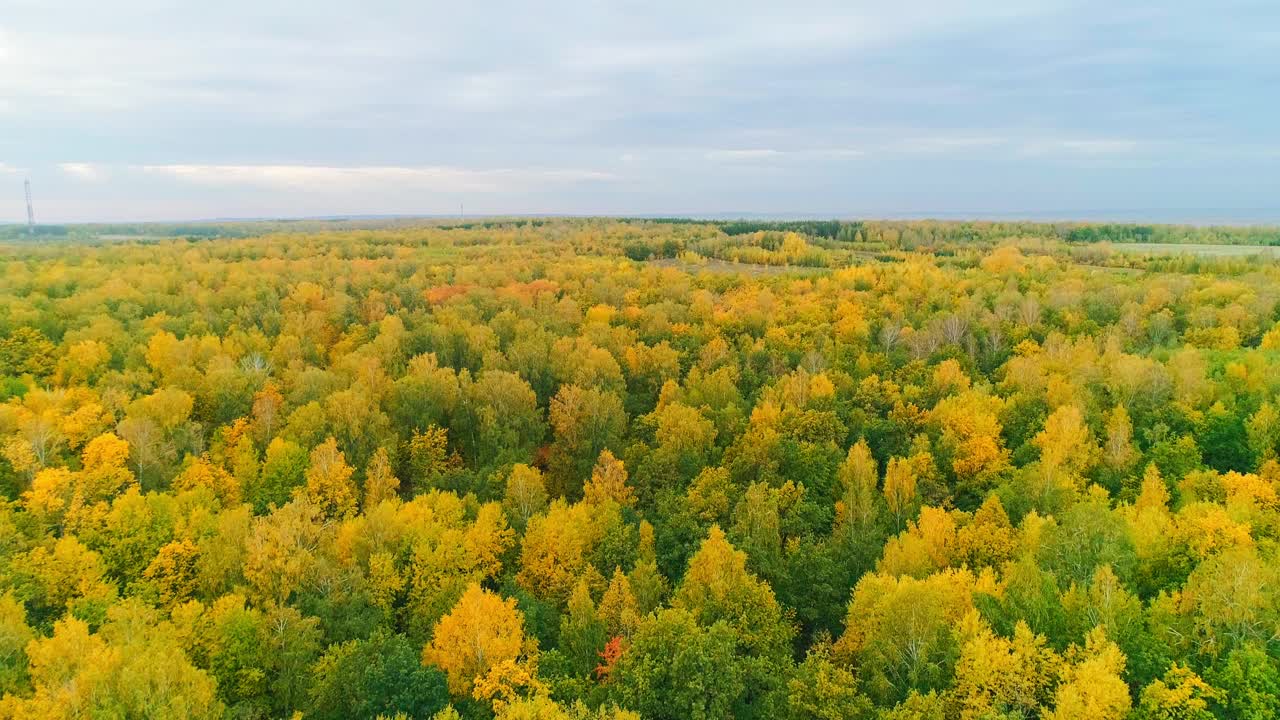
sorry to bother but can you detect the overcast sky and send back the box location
[2,0,1278,223]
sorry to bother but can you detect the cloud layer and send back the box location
[1,1,1278,221]
[137,164,614,193]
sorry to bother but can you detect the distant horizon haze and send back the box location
[8,206,1280,229]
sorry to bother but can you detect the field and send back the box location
[0,218,1279,719]
[1109,242,1280,257]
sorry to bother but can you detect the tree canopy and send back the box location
[1,217,1278,718]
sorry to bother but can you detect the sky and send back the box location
[1,0,1278,223]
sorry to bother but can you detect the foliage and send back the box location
[0,217,1278,717]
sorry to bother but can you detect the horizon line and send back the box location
[6,207,1280,229]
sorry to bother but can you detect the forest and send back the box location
[0,218,1278,719]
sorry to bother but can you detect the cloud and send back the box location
[0,163,21,174]
[705,149,784,162]
[893,136,1008,153]
[4,1,1278,220]
[59,162,105,180]
[1019,139,1139,156]
[137,164,615,193]
[860,135,1138,158]
[704,148,863,162]
[814,148,866,158]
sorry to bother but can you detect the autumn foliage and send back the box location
[0,218,1277,718]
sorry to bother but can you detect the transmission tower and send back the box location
[24,179,34,235]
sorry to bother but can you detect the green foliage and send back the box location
[0,218,1279,718]
[309,630,449,720]
[609,608,747,720]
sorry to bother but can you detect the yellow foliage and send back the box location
[980,245,1026,274]
[878,506,957,578]
[583,450,635,508]
[1102,405,1138,470]
[142,539,201,607]
[3,606,221,719]
[1044,628,1131,720]
[1135,664,1223,718]
[2,438,37,476]
[932,359,971,393]
[58,402,110,451]
[1260,322,1280,349]
[836,439,878,537]
[304,437,358,519]
[517,500,611,603]
[503,464,549,528]
[882,456,918,522]
[1221,470,1279,511]
[1175,503,1253,559]
[425,583,528,696]
[955,496,1018,569]
[931,391,1009,479]
[22,467,75,527]
[950,615,1060,719]
[366,550,404,611]
[72,432,138,512]
[597,568,640,638]
[363,446,400,508]
[172,455,240,505]
[1035,404,1097,475]
[473,658,546,712]
[835,568,977,702]
[491,695,569,720]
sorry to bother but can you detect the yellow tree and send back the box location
[1246,402,1280,464]
[305,437,358,519]
[363,446,400,508]
[141,539,201,608]
[517,500,610,603]
[948,615,1060,719]
[395,495,513,637]
[1044,627,1131,720]
[172,455,240,505]
[18,536,117,627]
[407,425,451,491]
[1,604,222,720]
[424,583,529,697]
[834,568,977,704]
[503,464,549,531]
[955,496,1018,570]
[877,505,958,578]
[673,526,792,660]
[597,568,641,639]
[836,439,879,541]
[930,390,1009,496]
[882,456,918,530]
[547,384,626,497]
[251,381,284,442]
[583,450,636,508]
[1033,404,1099,501]
[1035,404,1097,472]
[1134,664,1222,719]
[78,432,137,502]
[21,468,76,532]
[0,592,33,695]
[57,339,111,385]
[492,695,642,720]
[243,500,325,606]
[1102,405,1139,471]
[785,640,872,720]
[628,521,668,614]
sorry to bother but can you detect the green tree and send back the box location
[610,608,745,720]
[309,630,449,720]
